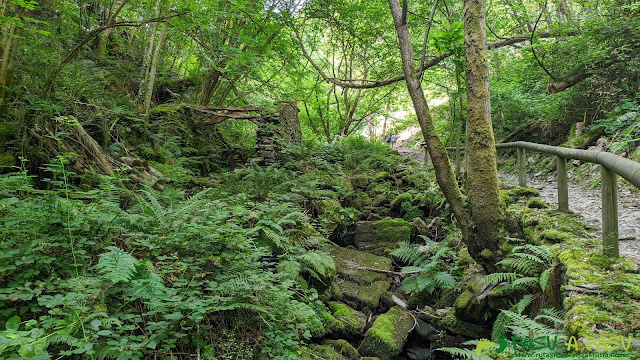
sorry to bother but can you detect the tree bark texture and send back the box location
[463,0,505,267]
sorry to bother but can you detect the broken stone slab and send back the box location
[337,279,391,311]
[321,339,360,360]
[418,306,490,339]
[358,307,415,360]
[325,301,367,338]
[328,244,393,285]
[355,219,411,256]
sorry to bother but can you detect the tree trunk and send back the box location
[143,8,169,113]
[0,8,26,106]
[463,0,505,269]
[455,66,464,180]
[138,0,161,100]
[96,0,130,57]
[388,0,470,233]
[381,98,390,141]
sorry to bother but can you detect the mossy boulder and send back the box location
[374,171,391,181]
[328,245,392,285]
[321,339,360,360]
[352,192,373,210]
[351,174,372,188]
[507,187,539,197]
[337,280,391,311]
[539,229,573,243]
[327,301,367,337]
[527,197,548,209]
[358,307,414,359]
[302,344,347,360]
[418,306,490,338]
[453,274,493,323]
[390,192,412,210]
[354,219,411,256]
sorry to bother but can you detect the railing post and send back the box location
[557,156,568,212]
[517,147,526,187]
[601,165,619,257]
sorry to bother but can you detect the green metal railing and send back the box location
[439,141,640,258]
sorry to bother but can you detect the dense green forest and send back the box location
[1,0,640,358]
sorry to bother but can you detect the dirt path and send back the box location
[396,147,640,263]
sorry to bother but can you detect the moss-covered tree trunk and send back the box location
[463,0,505,268]
[388,0,470,234]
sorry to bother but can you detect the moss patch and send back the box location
[358,307,414,360]
[328,301,367,337]
[337,280,390,311]
[539,229,573,244]
[322,339,360,360]
[354,219,410,256]
[372,219,411,243]
[390,192,412,210]
[527,197,548,209]
[507,187,540,197]
[328,245,392,285]
[509,200,640,341]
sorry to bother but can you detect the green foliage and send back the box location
[391,239,457,295]
[484,244,553,293]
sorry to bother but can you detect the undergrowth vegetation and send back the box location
[0,137,440,359]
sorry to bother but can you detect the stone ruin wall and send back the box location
[251,103,302,166]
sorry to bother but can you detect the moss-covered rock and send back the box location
[351,174,372,188]
[358,307,414,360]
[374,171,391,181]
[539,229,573,243]
[327,301,367,337]
[390,192,412,210]
[321,339,360,360]
[302,344,347,360]
[453,274,493,323]
[527,197,548,209]
[352,192,373,210]
[337,280,390,311]
[328,245,392,285]
[418,306,490,339]
[507,187,540,197]
[354,219,411,256]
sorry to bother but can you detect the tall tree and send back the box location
[463,0,504,266]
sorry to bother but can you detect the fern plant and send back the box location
[484,244,553,293]
[391,240,457,295]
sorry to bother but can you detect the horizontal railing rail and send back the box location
[434,141,640,258]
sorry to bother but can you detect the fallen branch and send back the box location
[356,266,404,277]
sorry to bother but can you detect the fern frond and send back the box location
[498,257,540,276]
[515,244,551,263]
[299,250,335,283]
[128,271,166,308]
[433,271,456,289]
[508,276,541,290]
[96,247,138,283]
[484,272,518,285]
[539,268,552,290]
[46,334,82,347]
[437,346,493,360]
[94,346,122,360]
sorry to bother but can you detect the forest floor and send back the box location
[396,147,640,263]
